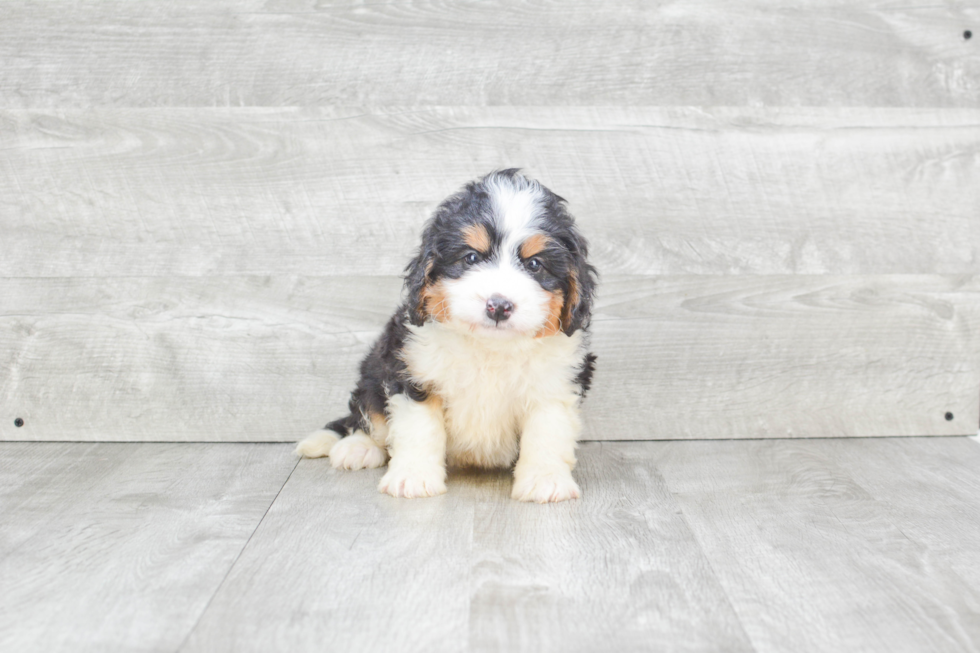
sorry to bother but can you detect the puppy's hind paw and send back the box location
[329,433,388,470]
[512,470,581,504]
[295,429,340,458]
[378,463,447,499]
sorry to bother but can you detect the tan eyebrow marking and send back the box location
[520,233,552,259]
[462,223,491,253]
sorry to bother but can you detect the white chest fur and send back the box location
[401,322,586,468]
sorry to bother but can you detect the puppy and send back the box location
[296,169,597,503]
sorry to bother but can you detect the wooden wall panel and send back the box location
[2,107,977,278]
[1,1,977,108]
[0,276,400,442]
[586,275,979,439]
[1,3,977,442]
[1,275,975,442]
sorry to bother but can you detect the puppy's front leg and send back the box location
[512,401,582,503]
[378,394,448,499]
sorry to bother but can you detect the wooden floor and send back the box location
[2,438,979,652]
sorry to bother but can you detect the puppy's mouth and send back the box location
[473,318,522,335]
[459,313,530,338]
[486,315,514,329]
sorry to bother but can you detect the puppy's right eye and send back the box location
[463,252,480,266]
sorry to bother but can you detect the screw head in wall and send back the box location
[14,418,24,427]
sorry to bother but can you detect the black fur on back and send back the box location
[323,306,428,436]
[575,353,598,398]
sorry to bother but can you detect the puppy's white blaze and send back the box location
[403,322,586,470]
[485,173,550,272]
[329,432,387,470]
[295,429,339,458]
[443,263,551,335]
[379,394,448,498]
[485,173,545,238]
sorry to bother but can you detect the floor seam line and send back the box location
[173,452,302,653]
[663,482,761,653]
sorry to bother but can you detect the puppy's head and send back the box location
[405,169,596,338]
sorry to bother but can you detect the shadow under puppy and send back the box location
[296,169,597,503]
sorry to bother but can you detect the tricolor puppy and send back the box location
[296,170,597,503]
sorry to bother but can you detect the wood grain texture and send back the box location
[180,442,754,653]
[820,437,980,593]
[466,443,753,653]
[0,275,402,442]
[586,274,980,439]
[181,455,476,653]
[652,437,980,653]
[2,107,978,278]
[1,274,976,442]
[0,442,298,653]
[4,439,980,652]
[1,1,977,108]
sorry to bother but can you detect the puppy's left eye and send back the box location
[463,252,481,266]
[525,258,542,273]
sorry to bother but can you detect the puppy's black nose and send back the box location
[486,294,514,323]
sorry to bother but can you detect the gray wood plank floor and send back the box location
[3,438,980,653]
[0,443,299,653]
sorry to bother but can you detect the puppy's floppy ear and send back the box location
[404,242,435,327]
[560,232,597,336]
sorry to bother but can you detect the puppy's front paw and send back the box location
[329,433,387,470]
[378,462,447,499]
[512,468,581,504]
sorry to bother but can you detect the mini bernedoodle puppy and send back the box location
[296,169,597,503]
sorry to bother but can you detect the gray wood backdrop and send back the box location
[1,1,978,441]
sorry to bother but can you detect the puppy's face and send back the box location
[406,170,596,338]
